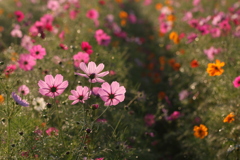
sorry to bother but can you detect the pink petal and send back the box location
[44,75,54,86]
[38,80,49,88]
[54,74,64,86]
[80,62,89,74]
[111,81,120,94]
[75,73,88,78]
[95,78,105,83]
[71,90,79,97]
[101,82,111,94]
[115,86,126,95]
[115,94,125,102]
[88,61,96,74]
[96,63,104,73]
[111,98,120,105]
[71,100,79,105]
[69,95,77,100]
[57,80,68,90]
[97,71,109,77]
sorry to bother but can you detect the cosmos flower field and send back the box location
[1,0,240,159]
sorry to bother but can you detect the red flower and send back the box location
[190,60,199,68]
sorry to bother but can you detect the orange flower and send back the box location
[169,31,179,44]
[155,3,163,10]
[119,11,128,19]
[193,124,208,139]
[0,9,4,15]
[0,26,4,32]
[173,63,181,71]
[0,95,4,104]
[167,15,176,22]
[158,92,166,100]
[115,0,122,3]
[223,112,235,123]
[147,63,154,70]
[206,59,225,76]
[190,60,199,68]
[168,58,175,66]
[121,19,127,26]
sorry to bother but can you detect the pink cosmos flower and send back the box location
[98,81,126,106]
[11,28,22,38]
[47,0,60,11]
[128,13,137,24]
[75,61,109,83]
[144,0,152,6]
[95,29,111,46]
[4,64,17,75]
[18,85,30,95]
[68,86,91,104]
[144,114,155,127]
[187,33,197,43]
[86,9,99,20]
[81,42,93,55]
[73,52,90,68]
[30,45,46,60]
[182,12,193,21]
[167,111,181,121]
[204,46,221,61]
[14,11,24,22]
[11,92,29,107]
[59,43,68,50]
[219,20,231,32]
[69,10,79,20]
[233,76,240,88]
[160,22,172,34]
[211,28,221,38]
[40,14,54,26]
[21,35,33,51]
[18,54,36,71]
[179,90,189,101]
[92,87,101,96]
[38,74,69,98]
[59,31,65,41]
[46,127,59,136]
[95,158,104,160]
[193,0,201,6]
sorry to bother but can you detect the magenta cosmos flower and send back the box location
[68,86,91,104]
[98,81,126,106]
[46,127,59,136]
[30,45,46,59]
[233,76,240,88]
[12,92,29,107]
[14,11,25,22]
[38,74,68,98]
[95,29,111,46]
[144,114,155,127]
[18,54,36,71]
[81,42,93,55]
[18,85,30,95]
[86,9,99,20]
[73,52,90,68]
[75,61,109,83]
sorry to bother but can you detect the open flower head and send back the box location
[206,59,225,76]
[223,112,235,123]
[32,97,46,111]
[193,124,208,139]
[98,81,126,106]
[75,61,109,83]
[68,86,91,104]
[12,92,29,107]
[233,76,240,88]
[38,74,68,98]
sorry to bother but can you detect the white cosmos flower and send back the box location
[32,97,46,111]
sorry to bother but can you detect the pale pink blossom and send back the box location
[38,74,68,98]
[98,81,126,106]
[75,61,109,83]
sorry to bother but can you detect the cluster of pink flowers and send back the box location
[95,29,111,46]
